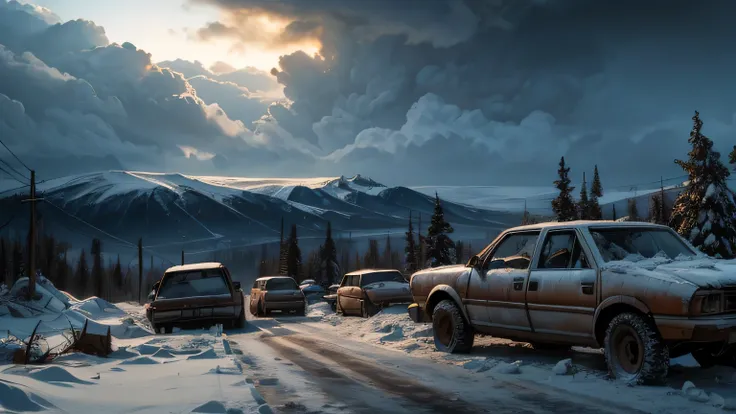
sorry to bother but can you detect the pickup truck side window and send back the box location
[538,231,590,269]
[487,232,540,270]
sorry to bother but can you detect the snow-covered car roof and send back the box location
[255,276,297,282]
[164,262,224,273]
[509,220,672,232]
[345,268,402,276]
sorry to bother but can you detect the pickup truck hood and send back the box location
[411,265,469,296]
[604,256,736,289]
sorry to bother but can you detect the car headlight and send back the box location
[691,292,724,315]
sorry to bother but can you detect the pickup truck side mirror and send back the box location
[152,281,160,291]
[147,291,156,301]
[233,281,242,291]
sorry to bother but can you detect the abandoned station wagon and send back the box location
[407,221,736,384]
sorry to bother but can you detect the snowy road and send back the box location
[225,309,646,414]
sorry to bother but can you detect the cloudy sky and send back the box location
[1,0,736,187]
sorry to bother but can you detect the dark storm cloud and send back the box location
[186,0,736,186]
[0,0,308,179]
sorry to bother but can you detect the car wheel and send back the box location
[431,299,474,354]
[360,297,379,318]
[604,312,669,385]
[163,324,174,334]
[295,303,306,316]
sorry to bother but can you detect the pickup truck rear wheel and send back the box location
[432,300,474,354]
[604,312,668,385]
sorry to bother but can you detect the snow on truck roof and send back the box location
[345,268,401,276]
[255,276,296,281]
[509,220,671,232]
[164,262,224,273]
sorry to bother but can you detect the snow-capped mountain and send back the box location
[0,171,518,250]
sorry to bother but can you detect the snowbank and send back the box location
[0,332,270,413]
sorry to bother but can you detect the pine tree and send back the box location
[551,156,577,222]
[670,111,736,258]
[427,193,454,237]
[426,194,456,267]
[364,240,380,268]
[578,172,590,220]
[416,213,425,269]
[278,217,288,276]
[286,224,302,280]
[455,241,465,264]
[612,204,617,221]
[12,240,22,284]
[650,195,663,224]
[320,222,339,284]
[404,212,418,274]
[382,234,392,268]
[354,252,362,271]
[627,199,639,221]
[112,255,123,290]
[77,249,89,297]
[589,165,603,220]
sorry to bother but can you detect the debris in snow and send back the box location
[91,373,100,380]
[681,381,710,403]
[491,360,522,374]
[552,359,573,375]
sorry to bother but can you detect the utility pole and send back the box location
[21,170,43,300]
[137,238,143,304]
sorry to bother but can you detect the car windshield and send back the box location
[589,227,696,262]
[156,269,230,299]
[267,278,299,290]
[360,271,406,286]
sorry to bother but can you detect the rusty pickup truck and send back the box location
[407,221,736,384]
[145,262,245,333]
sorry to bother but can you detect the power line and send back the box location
[0,137,30,172]
[42,199,175,266]
[0,165,27,185]
[0,157,28,182]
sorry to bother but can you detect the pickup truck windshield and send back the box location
[267,278,299,290]
[361,271,406,286]
[157,269,230,299]
[590,227,696,262]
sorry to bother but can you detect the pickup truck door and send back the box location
[467,231,540,332]
[338,274,361,314]
[526,229,597,340]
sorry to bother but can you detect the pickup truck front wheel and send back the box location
[432,300,474,353]
[604,312,669,385]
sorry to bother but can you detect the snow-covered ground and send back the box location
[301,302,736,414]
[3,277,735,413]
[0,279,271,414]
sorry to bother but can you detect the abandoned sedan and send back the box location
[250,276,306,316]
[337,269,412,317]
[407,221,736,384]
[145,262,245,333]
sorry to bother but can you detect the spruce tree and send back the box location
[612,204,617,221]
[551,156,577,222]
[286,224,302,280]
[404,212,418,274]
[364,240,380,268]
[670,111,736,258]
[578,172,590,220]
[455,241,465,264]
[650,194,663,224]
[427,193,454,236]
[77,249,89,297]
[113,255,123,290]
[12,240,21,284]
[589,165,603,219]
[382,234,392,268]
[278,217,288,276]
[426,194,456,267]
[354,252,362,270]
[320,222,339,283]
[627,199,639,221]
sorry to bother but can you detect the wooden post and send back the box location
[137,238,143,304]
